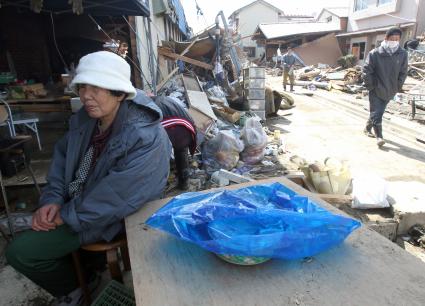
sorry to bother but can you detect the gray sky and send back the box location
[181,0,350,34]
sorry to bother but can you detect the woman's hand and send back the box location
[32,204,61,231]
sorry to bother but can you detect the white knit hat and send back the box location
[70,51,137,99]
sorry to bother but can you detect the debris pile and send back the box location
[407,40,425,80]
[291,65,364,94]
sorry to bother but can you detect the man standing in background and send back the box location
[281,46,296,92]
[362,27,408,147]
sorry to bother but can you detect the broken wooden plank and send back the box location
[302,177,317,193]
[181,74,203,92]
[158,48,213,70]
[409,65,425,74]
[157,39,198,91]
[318,194,353,205]
[186,90,217,120]
[218,169,254,183]
[212,104,241,123]
[157,67,179,91]
[295,80,331,90]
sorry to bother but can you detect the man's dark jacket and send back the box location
[362,45,408,101]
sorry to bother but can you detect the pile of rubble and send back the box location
[407,39,425,80]
[291,64,364,94]
[160,71,296,194]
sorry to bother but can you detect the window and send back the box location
[326,16,333,22]
[352,42,366,60]
[378,0,393,5]
[244,47,256,58]
[354,0,368,11]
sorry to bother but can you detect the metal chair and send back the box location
[0,98,42,150]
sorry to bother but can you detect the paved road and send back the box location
[267,87,425,184]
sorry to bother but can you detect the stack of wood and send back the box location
[324,67,363,93]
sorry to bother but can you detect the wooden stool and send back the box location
[72,234,131,305]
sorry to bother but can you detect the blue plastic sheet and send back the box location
[146,183,361,259]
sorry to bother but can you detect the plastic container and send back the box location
[216,254,270,265]
[250,110,266,120]
[91,280,135,306]
[310,162,351,195]
[244,89,265,100]
[0,73,15,84]
[244,78,266,89]
[248,99,265,110]
[243,67,265,79]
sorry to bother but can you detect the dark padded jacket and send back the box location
[40,95,171,244]
[362,46,408,101]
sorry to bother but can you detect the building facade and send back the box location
[135,0,190,92]
[229,0,312,59]
[229,0,283,59]
[317,7,349,31]
[337,0,425,64]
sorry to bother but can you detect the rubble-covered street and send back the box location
[2,0,425,305]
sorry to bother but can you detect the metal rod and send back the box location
[23,155,41,196]
[0,170,15,239]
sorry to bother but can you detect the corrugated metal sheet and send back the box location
[258,22,341,40]
[169,0,190,37]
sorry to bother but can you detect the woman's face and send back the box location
[78,84,122,120]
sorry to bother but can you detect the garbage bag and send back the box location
[202,130,244,172]
[352,173,389,209]
[146,182,360,260]
[240,118,267,164]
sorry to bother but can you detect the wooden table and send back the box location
[125,178,425,306]
[5,96,71,113]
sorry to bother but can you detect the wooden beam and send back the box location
[128,16,143,89]
[158,48,213,70]
[157,39,199,91]
[318,194,353,205]
[410,65,425,74]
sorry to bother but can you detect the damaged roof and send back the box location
[256,22,341,40]
[318,7,349,19]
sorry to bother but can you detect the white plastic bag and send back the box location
[352,174,389,209]
[240,118,267,164]
[202,130,244,172]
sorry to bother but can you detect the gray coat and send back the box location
[362,46,408,101]
[39,94,171,244]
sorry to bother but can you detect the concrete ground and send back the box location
[267,75,425,260]
[1,79,424,303]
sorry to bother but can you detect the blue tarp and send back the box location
[147,182,361,260]
[170,0,190,37]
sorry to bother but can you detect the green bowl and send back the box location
[216,254,271,265]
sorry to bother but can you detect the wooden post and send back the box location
[157,39,198,91]
[128,16,143,89]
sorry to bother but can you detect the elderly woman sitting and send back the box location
[5,51,171,302]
